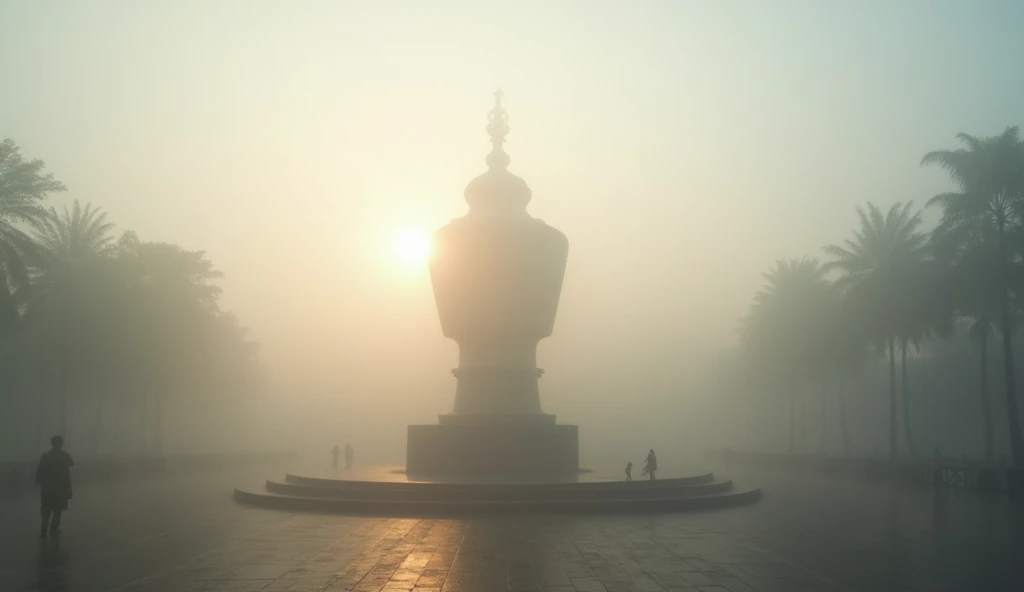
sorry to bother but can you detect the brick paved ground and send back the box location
[2,463,1023,591]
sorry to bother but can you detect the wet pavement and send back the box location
[1,463,1023,591]
[280,465,708,484]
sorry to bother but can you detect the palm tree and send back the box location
[741,257,833,454]
[933,235,1000,461]
[923,127,1024,468]
[821,296,868,456]
[0,139,65,334]
[27,201,116,436]
[894,264,952,458]
[33,201,116,268]
[834,320,867,456]
[970,317,996,462]
[824,202,929,460]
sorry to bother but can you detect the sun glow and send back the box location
[393,227,432,265]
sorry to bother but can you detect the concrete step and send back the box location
[283,471,715,490]
[233,486,762,515]
[264,478,735,501]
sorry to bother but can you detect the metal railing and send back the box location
[708,449,1024,495]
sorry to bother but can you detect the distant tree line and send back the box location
[0,139,261,457]
[740,127,1024,468]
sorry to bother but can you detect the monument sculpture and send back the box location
[235,93,761,512]
[406,91,579,476]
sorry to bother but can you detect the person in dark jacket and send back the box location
[36,435,74,537]
[643,449,658,481]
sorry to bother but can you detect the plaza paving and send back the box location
[1,461,1023,591]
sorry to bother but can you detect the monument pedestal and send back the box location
[406,416,578,477]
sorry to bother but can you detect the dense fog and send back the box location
[2,1,1023,470]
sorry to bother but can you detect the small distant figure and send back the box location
[331,445,340,471]
[344,443,354,471]
[643,449,658,481]
[36,435,74,537]
[625,462,633,482]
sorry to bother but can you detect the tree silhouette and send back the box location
[0,139,260,456]
[726,125,1024,464]
[895,260,952,457]
[0,139,65,335]
[824,202,929,460]
[934,235,1001,461]
[835,324,866,456]
[33,201,116,266]
[822,296,868,456]
[114,240,226,452]
[26,201,118,435]
[923,127,1024,468]
[742,258,834,454]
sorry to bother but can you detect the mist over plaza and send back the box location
[3,3,1024,592]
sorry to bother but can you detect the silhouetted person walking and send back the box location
[643,449,657,481]
[36,436,74,537]
[625,461,633,481]
[344,443,354,471]
[331,445,340,471]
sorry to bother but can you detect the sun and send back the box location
[393,227,432,265]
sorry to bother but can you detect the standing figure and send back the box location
[624,461,633,482]
[331,445,340,471]
[344,443,354,471]
[36,435,74,537]
[643,449,658,481]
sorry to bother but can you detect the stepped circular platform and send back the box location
[233,469,762,515]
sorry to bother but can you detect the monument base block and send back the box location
[406,422,579,477]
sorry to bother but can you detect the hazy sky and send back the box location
[3,1,1023,457]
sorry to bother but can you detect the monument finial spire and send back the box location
[463,89,532,212]
[485,88,511,170]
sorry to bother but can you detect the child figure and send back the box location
[625,461,633,482]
